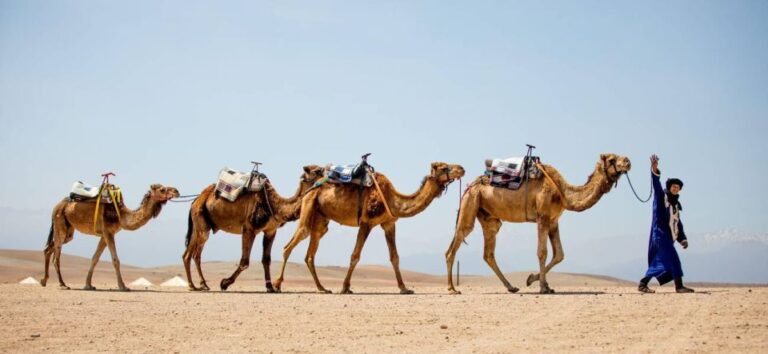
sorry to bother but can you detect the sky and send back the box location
[1,1,766,281]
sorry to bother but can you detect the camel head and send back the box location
[148,184,181,202]
[300,165,326,187]
[430,162,466,187]
[600,154,631,187]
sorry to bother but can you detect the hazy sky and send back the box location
[1,1,766,278]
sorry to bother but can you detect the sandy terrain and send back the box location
[1,250,766,353]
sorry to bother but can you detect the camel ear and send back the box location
[150,184,162,190]
[600,154,608,162]
[303,165,311,174]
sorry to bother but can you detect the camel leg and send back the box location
[273,226,310,292]
[83,238,107,290]
[104,233,129,291]
[382,222,413,294]
[193,243,209,290]
[261,230,277,293]
[274,193,318,292]
[45,211,71,288]
[526,223,564,289]
[445,189,479,294]
[528,220,554,294]
[42,244,53,287]
[479,217,518,293]
[340,224,372,294]
[182,241,199,291]
[52,243,69,290]
[220,228,257,291]
[305,223,331,294]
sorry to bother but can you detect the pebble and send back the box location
[31,334,41,338]
[440,325,448,329]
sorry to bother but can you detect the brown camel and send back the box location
[42,184,180,291]
[274,162,465,294]
[445,154,631,294]
[182,165,325,292]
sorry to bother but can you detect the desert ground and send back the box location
[1,250,766,353]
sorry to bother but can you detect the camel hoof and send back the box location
[508,287,520,293]
[265,287,277,294]
[539,287,555,294]
[188,287,201,292]
[83,285,96,291]
[449,289,462,295]
[400,288,415,295]
[220,279,232,291]
[526,274,537,287]
[40,279,47,287]
[201,282,210,291]
[59,285,70,290]
[340,288,353,294]
[119,287,131,292]
[318,289,332,294]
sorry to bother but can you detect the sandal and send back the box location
[638,284,655,293]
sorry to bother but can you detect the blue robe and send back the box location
[644,171,687,285]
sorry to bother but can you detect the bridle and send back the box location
[435,167,458,194]
[603,159,623,188]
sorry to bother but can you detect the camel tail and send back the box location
[45,222,54,249]
[185,210,193,247]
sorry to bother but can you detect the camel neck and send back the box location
[270,182,309,222]
[119,193,164,230]
[388,176,444,218]
[556,163,613,212]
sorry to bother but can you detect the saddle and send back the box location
[69,181,123,205]
[215,167,269,202]
[325,163,374,187]
[484,156,542,190]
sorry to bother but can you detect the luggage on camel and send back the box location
[215,163,269,202]
[69,180,123,205]
[485,145,543,190]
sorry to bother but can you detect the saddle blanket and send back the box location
[326,164,373,187]
[215,168,268,202]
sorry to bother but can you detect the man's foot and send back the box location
[676,286,694,293]
[638,284,655,293]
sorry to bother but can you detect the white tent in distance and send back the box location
[19,277,40,285]
[161,276,188,287]
[129,277,153,287]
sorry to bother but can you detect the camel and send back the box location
[445,154,631,294]
[182,165,325,292]
[42,184,180,291]
[274,162,465,294]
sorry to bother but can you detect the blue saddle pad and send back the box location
[328,164,357,183]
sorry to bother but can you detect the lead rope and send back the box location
[625,172,653,203]
[169,194,200,203]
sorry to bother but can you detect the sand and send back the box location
[1,249,766,353]
[0,285,766,353]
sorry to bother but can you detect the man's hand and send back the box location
[650,154,660,174]
[681,239,689,249]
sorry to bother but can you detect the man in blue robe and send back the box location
[638,155,694,293]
